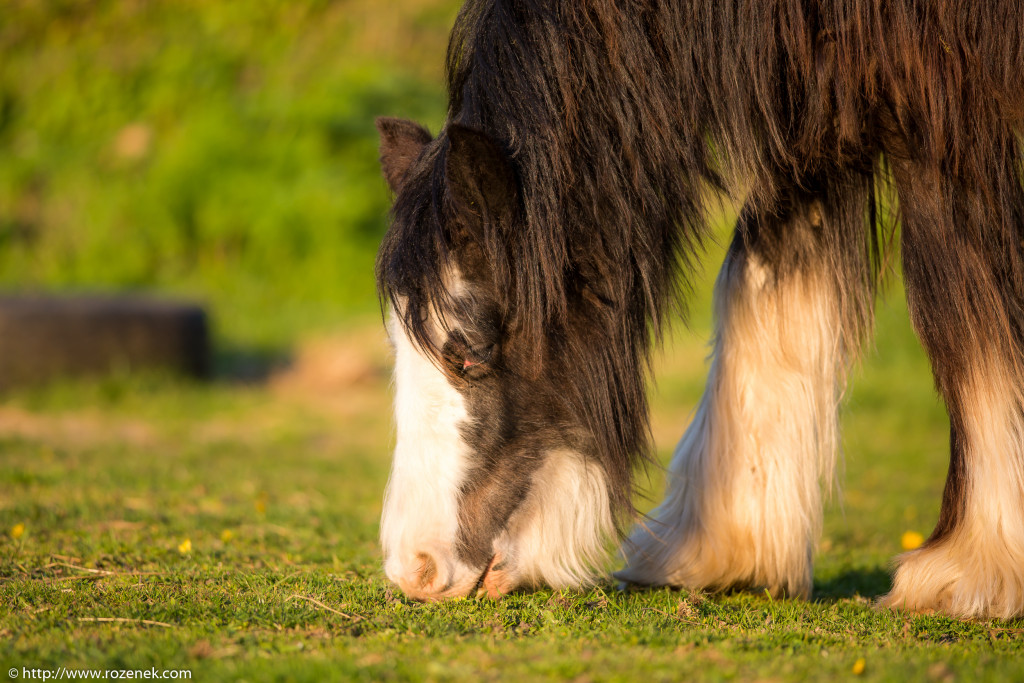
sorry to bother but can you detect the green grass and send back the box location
[3,237,1024,681]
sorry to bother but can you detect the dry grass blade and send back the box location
[648,607,700,626]
[56,562,110,574]
[288,594,363,621]
[77,617,172,628]
[52,562,164,581]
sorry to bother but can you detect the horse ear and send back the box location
[445,124,518,224]
[376,117,433,192]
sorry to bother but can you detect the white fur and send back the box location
[499,451,616,590]
[380,311,482,598]
[618,250,845,597]
[881,358,1024,618]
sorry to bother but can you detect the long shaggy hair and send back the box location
[377,0,1024,613]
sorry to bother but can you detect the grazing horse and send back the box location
[374,0,1024,618]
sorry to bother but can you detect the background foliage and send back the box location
[0,0,459,349]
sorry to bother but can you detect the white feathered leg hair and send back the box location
[618,188,863,598]
[878,155,1024,619]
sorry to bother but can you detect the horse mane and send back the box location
[380,0,1024,522]
[440,0,732,519]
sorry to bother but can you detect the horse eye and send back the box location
[442,336,496,379]
[461,343,495,371]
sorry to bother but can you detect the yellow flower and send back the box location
[852,658,866,675]
[220,529,234,543]
[178,538,192,554]
[11,523,25,539]
[901,531,924,551]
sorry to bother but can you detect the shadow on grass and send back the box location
[813,566,892,601]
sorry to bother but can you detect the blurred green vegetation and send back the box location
[0,0,461,351]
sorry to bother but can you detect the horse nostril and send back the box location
[415,552,438,588]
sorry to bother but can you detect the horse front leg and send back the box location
[619,178,872,598]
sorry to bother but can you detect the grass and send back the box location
[3,229,1024,682]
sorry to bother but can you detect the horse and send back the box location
[374,0,1024,618]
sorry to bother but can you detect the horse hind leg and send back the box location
[880,144,1024,619]
[618,174,876,598]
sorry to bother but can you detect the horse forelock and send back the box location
[375,139,460,349]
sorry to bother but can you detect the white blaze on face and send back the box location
[380,312,483,599]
